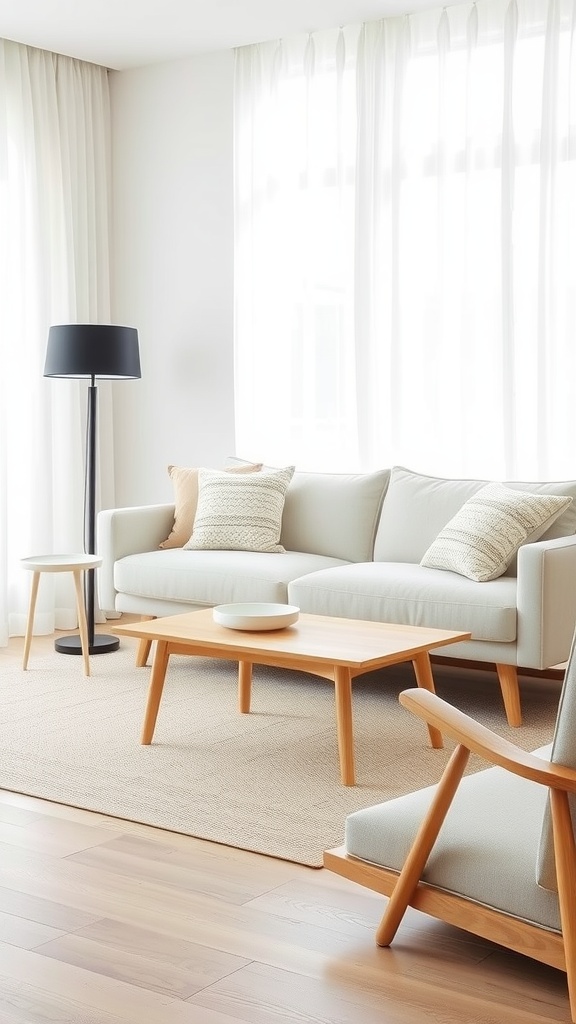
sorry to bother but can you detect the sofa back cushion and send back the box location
[280,469,390,562]
[374,466,576,565]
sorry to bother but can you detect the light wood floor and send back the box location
[0,624,570,1023]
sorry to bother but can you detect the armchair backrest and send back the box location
[536,626,576,890]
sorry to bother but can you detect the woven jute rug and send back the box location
[0,644,560,866]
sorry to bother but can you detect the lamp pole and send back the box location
[86,374,97,644]
[55,373,119,655]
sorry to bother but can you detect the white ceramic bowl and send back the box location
[212,602,300,631]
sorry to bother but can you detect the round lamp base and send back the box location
[55,634,120,656]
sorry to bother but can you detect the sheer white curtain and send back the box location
[0,40,113,645]
[234,28,359,470]
[234,0,576,479]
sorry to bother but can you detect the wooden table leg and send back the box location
[136,639,153,668]
[136,616,155,667]
[22,571,41,670]
[412,652,444,749]
[140,640,171,744]
[238,660,253,713]
[72,569,91,677]
[334,665,355,786]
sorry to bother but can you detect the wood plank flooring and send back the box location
[0,625,570,1022]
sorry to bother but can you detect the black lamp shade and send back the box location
[44,324,141,380]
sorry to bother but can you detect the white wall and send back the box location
[109,51,236,507]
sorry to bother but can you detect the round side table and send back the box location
[21,554,103,676]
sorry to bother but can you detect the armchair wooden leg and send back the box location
[376,743,470,947]
[550,789,576,1024]
[496,663,522,727]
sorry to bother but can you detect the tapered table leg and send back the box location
[136,639,153,667]
[412,651,443,748]
[22,571,41,670]
[72,570,91,676]
[334,665,355,786]
[140,640,171,744]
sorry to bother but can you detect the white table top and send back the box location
[21,554,103,572]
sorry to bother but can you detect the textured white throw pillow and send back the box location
[159,462,262,549]
[420,482,572,582]
[184,465,295,552]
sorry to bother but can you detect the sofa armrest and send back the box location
[516,535,576,669]
[97,504,175,613]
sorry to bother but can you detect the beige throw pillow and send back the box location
[159,462,262,549]
[184,465,295,552]
[420,482,572,582]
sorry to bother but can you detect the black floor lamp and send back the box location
[44,324,141,655]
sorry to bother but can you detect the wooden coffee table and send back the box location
[112,610,470,786]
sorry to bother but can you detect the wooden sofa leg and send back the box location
[496,663,522,727]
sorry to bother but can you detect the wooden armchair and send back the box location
[324,633,576,1022]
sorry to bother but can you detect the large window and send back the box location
[234,0,576,479]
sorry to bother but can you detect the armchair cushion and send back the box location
[345,743,560,930]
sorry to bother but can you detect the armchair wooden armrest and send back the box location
[399,688,576,792]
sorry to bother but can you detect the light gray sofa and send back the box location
[97,465,576,726]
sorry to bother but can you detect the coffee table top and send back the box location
[113,609,470,671]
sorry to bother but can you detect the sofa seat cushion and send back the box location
[288,562,517,642]
[345,743,559,931]
[114,549,350,608]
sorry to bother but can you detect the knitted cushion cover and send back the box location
[184,465,295,553]
[420,482,572,582]
[159,462,262,549]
